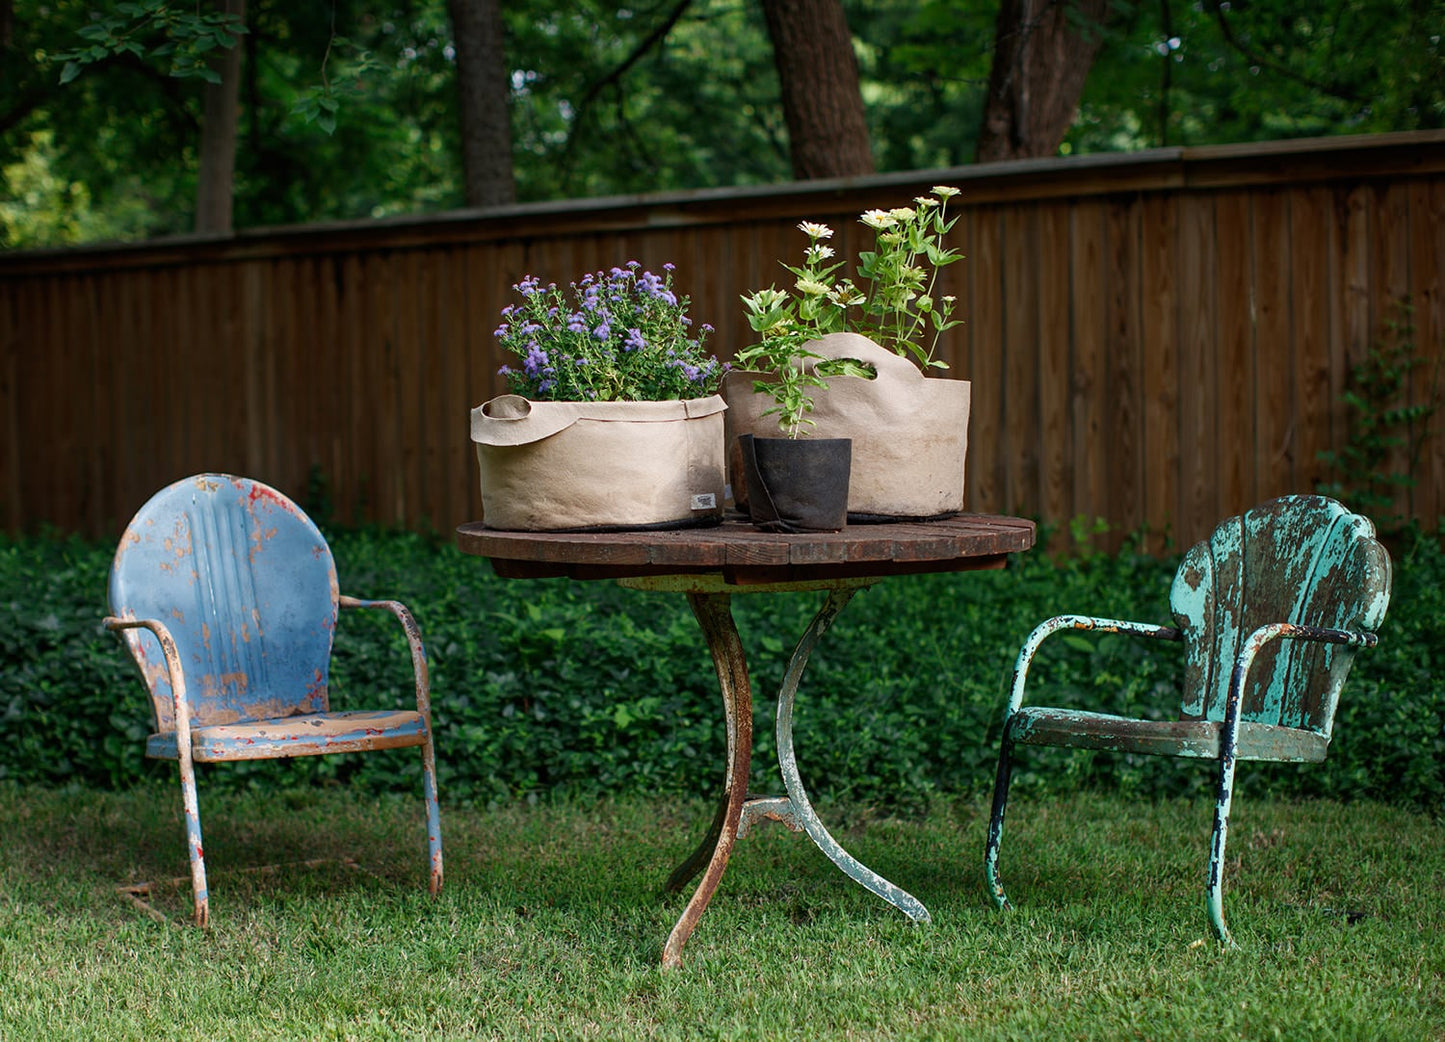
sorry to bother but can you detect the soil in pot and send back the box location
[738,434,852,533]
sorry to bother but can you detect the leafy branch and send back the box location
[51,1,246,85]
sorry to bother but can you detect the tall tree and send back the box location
[975,0,1115,162]
[760,0,874,179]
[447,0,515,208]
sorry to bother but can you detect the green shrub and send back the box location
[2,524,1440,812]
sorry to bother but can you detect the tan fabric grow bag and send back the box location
[723,333,970,521]
[470,394,727,531]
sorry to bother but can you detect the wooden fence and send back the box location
[3,130,1443,552]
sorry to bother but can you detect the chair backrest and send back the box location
[109,474,339,734]
[1169,495,1391,735]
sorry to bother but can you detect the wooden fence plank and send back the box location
[24,280,56,525]
[335,253,363,523]
[1252,188,1296,501]
[1105,196,1144,536]
[1375,182,1415,523]
[968,207,1005,514]
[1069,200,1109,540]
[1411,179,1445,529]
[394,251,424,527]
[1141,193,1179,553]
[1290,186,1334,499]
[362,251,400,525]
[1342,184,1374,369]
[1214,190,1254,511]
[1176,193,1218,534]
[88,274,119,532]
[0,281,17,531]
[111,270,142,520]
[1004,203,1041,518]
[1037,201,1072,551]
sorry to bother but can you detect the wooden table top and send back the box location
[456,513,1036,585]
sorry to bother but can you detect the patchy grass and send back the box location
[2,784,1441,1039]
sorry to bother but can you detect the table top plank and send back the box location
[458,514,1036,583]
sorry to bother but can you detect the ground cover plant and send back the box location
[3,522,1442,810]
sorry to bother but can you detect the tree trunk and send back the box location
[760,0,874,180]
[975,0,1112,163]
[194,0,244,234]
[447,0,516,208]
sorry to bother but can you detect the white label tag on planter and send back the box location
[691,494,717,511]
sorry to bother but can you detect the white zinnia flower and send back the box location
[797,221,834,240]
[860,209,896,229]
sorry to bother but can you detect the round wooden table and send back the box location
[456,514,1036,967]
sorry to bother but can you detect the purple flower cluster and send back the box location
[491,262,725,402]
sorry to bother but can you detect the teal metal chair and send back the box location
[984,495,1392,945]
[105,474,443,926]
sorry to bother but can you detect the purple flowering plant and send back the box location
[494,262,726,401]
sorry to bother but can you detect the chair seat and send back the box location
[1007,707,1329,763]
[146,710,431,762]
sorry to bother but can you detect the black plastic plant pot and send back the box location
[738,434,852,533]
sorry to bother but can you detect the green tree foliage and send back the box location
[847,0,997,169]
[2,0,1441,246]
[505,0,790,200]
[1068,0,1445,151]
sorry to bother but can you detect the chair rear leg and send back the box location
[420,736,443,896]
[984,733,1017,911]
[176,758,210,928]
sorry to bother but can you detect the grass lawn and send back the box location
[2,784,1440,1039]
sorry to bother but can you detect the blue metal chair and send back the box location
[984,495,1392,945]
[105,474,443,926]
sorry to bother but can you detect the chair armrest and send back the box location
[338,596,432,717]
[1006,614,1183,716]
[1219,622,1379,752]
[102,615,195,741]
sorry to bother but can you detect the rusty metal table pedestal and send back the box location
[455,514,1036,968]
[621,576,929,968]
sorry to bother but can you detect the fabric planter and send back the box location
[470,394,727,531]
[738,434,852,532]
[724,333,970,522]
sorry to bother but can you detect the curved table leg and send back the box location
[662,591,752,969]
[664,791,729,894]
[776,586,932,923]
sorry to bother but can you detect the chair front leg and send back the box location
[1208,621,1378,948]
[106,616,209,927]
[340,596,443,896]
[419,731,443,896]
[984,730,1016,911]
[985,614,1180,913]
[158,626,209,928]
